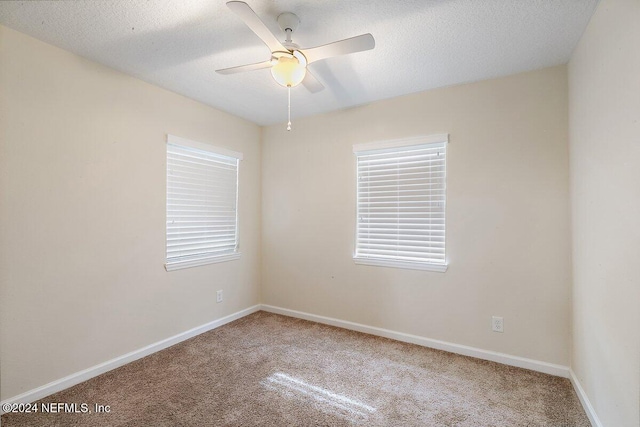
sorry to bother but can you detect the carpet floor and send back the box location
[2,311,590,426]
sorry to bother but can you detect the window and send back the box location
[353,134,448,272]
[165,135,242,271]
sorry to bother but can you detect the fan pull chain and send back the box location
[287,86,292,131]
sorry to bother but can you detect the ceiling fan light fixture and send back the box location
[270,50,307,87]
[218,2,376,130]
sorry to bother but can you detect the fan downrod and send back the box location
[277,12,300,43]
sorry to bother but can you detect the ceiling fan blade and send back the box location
[301,34,375,64]
[227,1,287,53]
[216,60,272,75]
[301,70,324,93]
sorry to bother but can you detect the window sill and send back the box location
[353,257,447,272]
[165,252,241,272]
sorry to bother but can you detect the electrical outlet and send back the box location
[492,316,504,333]
[216,290,223,303]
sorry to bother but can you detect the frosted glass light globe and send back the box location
[271,51,307,87]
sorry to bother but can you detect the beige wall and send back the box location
[262,66,572,366]
[0,26,262,400]
[568,0,640,425]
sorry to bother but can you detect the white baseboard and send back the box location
[4,303,595,423]
[569,369,603,427]
[0,305,260,413]
[260,304,570,378]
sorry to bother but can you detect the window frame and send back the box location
[165,134,243,272]
[352,134,449,273]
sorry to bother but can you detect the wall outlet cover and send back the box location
[492,316,504,333]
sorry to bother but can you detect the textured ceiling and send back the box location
[0,0,598,125]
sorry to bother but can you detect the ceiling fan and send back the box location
[216,1,375,130]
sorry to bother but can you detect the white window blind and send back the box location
[166,135,242,271]
[354,135,447,272]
